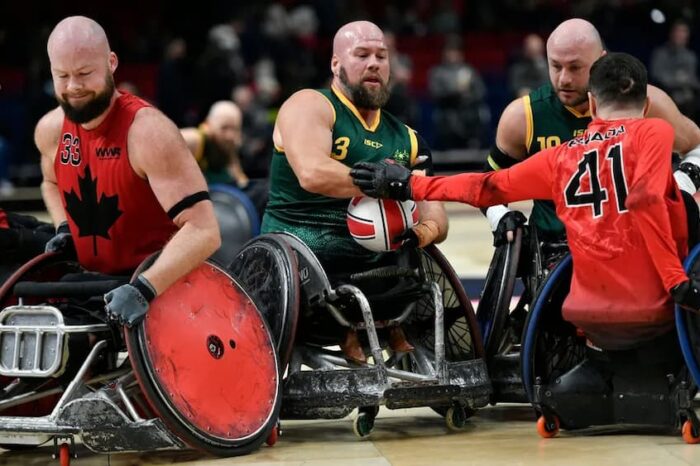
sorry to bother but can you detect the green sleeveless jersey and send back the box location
[262,86,420,264]
[524,84,591,237]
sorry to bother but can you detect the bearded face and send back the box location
[339,65,390,110]
[57,73,116,124]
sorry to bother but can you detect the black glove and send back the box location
[493,211,527,247]
[671,280,700,313]
[350,160,412,201]
[104,274,157,327]
[44,221,74,254]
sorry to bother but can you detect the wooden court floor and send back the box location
[3,203,700,465]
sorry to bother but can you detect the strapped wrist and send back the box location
[56,221,70,235]
[131,274,157,302]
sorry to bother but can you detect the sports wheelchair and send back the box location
[520,248,700,443]
[0,252,281,464]
[476,226,568,403]
[229,232,491,437]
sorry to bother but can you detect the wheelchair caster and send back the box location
[353,410,376,438]
[266,422,281,446]
[58,443,71,466]
[682,420,700,444]
[536,415,560,438]
[445,405,468,431]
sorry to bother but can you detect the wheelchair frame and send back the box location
[231,233,491,436]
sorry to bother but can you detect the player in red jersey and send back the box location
[35,16,220,326]
[352,52,700,350]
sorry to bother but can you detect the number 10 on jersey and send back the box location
[564,143,629,218]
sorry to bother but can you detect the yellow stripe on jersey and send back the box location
[315,89,337,126]
[195,125,206,162]
[564,105,592,118]
[407,125,418,166]
[487,155,500,171]
[331,85,381,132]
[523,95,534,152]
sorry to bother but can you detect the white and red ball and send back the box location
[346,196,419,252]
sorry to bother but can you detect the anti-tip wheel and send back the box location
[536,415,560,439]
[445,405,468,431]
[353,412,375,438]
[682,419,700,444]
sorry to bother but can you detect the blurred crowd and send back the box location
[0,0,698,189]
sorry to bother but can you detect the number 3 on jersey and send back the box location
[331,136,350,161]
[564,143,628,218]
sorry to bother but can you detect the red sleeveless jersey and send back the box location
[54,92,177,274]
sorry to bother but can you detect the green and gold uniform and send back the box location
[262,86,429,266]
[488,83,591,237]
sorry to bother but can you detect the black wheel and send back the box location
[403,245,483,418]
[353,410,376,438]
[521,255,586,405]
[406,245,483,361]
[445,405,469,431]
[476,229,522,358]
[228,234,300,368]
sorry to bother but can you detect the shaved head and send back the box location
[546,18,606,109]
[47,16,118,125]
[547,18,603,56]
[331,21,390,110]
[332,21,384,57]
[207,100,242,124]
[206,101,242,150]
[48,16,111,59]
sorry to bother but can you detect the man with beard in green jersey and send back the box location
[262,21,448,361]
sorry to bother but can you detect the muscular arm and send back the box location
[410,148,556,206]
[34,108,66,227]
[274,89,363,198]
[493,97,530,162]
[129,108,221,295]
[646,85,700,154]
[626,119,688,292]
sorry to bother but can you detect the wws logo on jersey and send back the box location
[95,147,122,159]
[60,133,81,166]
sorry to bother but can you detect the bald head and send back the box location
[207,101,242,125]
[206,101,242,150]
[546,19,606,109]
[547,18,603,57]
[333,21,385,57]
[48,16,111,59]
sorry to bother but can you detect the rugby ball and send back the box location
[347,196,419,252]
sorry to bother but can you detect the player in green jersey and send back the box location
[262,20,447,268]
[262,20,448,360]
[485,18,700,245]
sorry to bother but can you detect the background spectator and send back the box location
[508,33,548,98]
[428,35,489,149]
[650,20,699,121]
